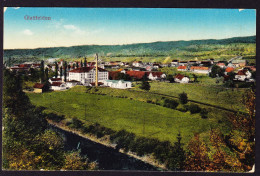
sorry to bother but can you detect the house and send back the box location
[177,66,188,71]
[103,80,132,89]
[132,61,143,67]
[33,83,44,93]
[174,74,189,83]
[244,66,256,72]
[171,60,179,67]
[225,67,235,74]
[126,71,147,80]
[216,63,226,68]
[190,66,211,74]
[49,78,62,84]
[234,70,252,81]
[200,61,212,67]
[188,61,198,66]
[68,67,109,85]
[152,63,162,69]
[148,72,166,80]
[179,61,188,66]
[50,82,67,91]
[232,59,247,67]
[66,80,80,88]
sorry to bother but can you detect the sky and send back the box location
[4,8,256,49]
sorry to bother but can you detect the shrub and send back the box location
[163,99,179,109]
[179,92,188,104]
[70,118,84,129]
[200,108,208,119]
[46,113,64,123]
[188,104,201,114]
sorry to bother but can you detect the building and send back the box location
[177,66,188,71]
[234,70,252,81]
[50,82,67,91]
[132,61,143,67]
[232,60,247,67]
[103,80,132,89]
[68,67,109,85]
[225,67,235,75]
[190,66,211,74]
[33,83,44,93]
[174,74,189,83]
[66,80,80,88]
[148,72,166,80]
[216,63,226,68]
[171,60,179,67]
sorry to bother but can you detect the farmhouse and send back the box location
[148,72,166,80]
[171,60,179,67]
[177,66,188,71]
[33,83,44,93]
[66,80,80,88]
[216,63,226,68]
[50,82,67,91]
[179,61,188,66]
[225,67,235,75]
[174,74,189,83]
[68,67,109,85]
[132,61,143,67]
[190,66,211,74]
[49,78,62,84]
[234,70,252,81]
[103,80,132,89]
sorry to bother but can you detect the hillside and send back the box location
[3,35,256,63]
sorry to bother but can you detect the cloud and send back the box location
[239,9,244,12]
[63,25,77,30]
[23,29,33,36]
[13,7,20,9]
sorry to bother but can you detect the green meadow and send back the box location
[27,86,231,145]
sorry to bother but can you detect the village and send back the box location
[7,55,256,93]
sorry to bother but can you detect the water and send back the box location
[50,125,159,171]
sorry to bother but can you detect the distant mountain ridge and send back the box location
[4,36,256,59]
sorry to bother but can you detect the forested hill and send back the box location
[4,35,256,60]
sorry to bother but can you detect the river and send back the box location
[50,125,160,171]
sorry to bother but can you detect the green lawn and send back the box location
[27,88,227,145]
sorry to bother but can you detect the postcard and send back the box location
[2,7,256,172]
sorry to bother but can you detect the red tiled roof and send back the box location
[175,74,185,80]
[126,71,148,79]
[33,83,44,89]
[225,67,234,73]
[150,72,164,77]
[51,82,63,86]
[237,70,246,75]
[190,66,209,70]
[51,78,62,81]
[177,66,187,70]
[69,67,107,73]
[217,63,225,66]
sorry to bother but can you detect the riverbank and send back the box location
[47,119,167,170]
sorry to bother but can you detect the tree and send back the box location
[40,60,45,83]
[64,61,67,82]
[84,57,87,67]
[44,67,49,81]
[192,74,198,83]
[210,65,224,78]
[185,134,211,171]
[76,62,79,68]
[140,79,150,91]
[60,66,63,78]
[179,92,188,104]
[55,62,58,78]
[80,60,83,68]
[166,132,186,171]
[166,74,174,83]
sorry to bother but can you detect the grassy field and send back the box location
[27,86,230,146]
[147,82,247,112]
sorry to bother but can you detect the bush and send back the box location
[200,108,208,119]
[179,92,188,104]
[163,99,179,109]
[188,104,201,114]
[69,118,84,129]
[46,113,65,123]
